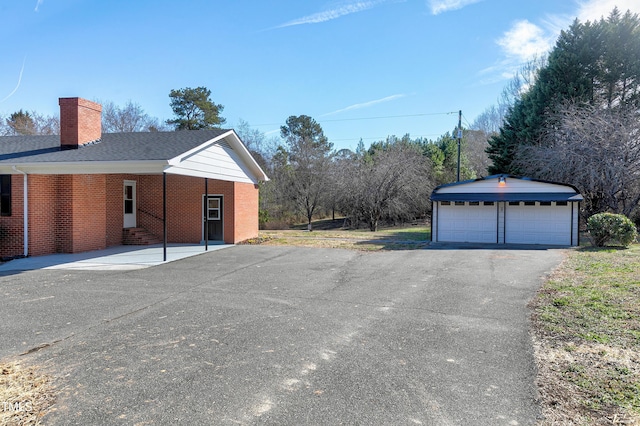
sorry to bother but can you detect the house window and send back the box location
[469,201,480,206]
[441,201,451,206]
[556,201,568,206]
[454,201,465,206]
[509,201,520,206]
[484,202,494,206]
[540,201,552,206]
[0,175,10,216]
[524,201,536,206]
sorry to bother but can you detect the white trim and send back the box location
[11,166,28,257]
[123,180,137,228]
[0,160,167,175]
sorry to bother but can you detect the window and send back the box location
[441,201,451,205]
[556,201,568,206]
[484,201,494,206]
[0,175,10,216]
[540,201,552,206]
[524,201,536,206]
[454,201,465,206]
[469,201,480,206]
[508,201,520,206]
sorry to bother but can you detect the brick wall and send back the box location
[69,175,107,253]
[29,175,58,256]
[1,172,260,258]
[0,175,24,258]
[233,182,259,242]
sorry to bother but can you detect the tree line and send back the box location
[249,116,486,231]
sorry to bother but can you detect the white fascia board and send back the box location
[0,160,167,175]
[163,165,255,184]
[168,130,269,182]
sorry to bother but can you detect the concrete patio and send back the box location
[0,243,232,271]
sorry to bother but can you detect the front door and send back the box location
[123,181,136,228]
[204,195,223,241]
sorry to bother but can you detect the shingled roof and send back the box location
[0,129,269,184]
[0,129,229,163]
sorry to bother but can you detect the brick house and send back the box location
[0,97,268,259]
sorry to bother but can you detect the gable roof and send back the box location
[0,129,268,183]
[430,174,583,202]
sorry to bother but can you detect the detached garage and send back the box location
[430,175,583,246]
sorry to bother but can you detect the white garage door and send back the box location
[437,202,497,243]
[505,202,571,245]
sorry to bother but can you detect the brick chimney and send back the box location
[59,97,102,149]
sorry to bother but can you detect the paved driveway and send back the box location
[0,245,564,425]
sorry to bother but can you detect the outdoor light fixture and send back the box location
[498,176,506,185]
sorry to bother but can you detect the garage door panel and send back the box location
[506,204,571,245]
[438,203,497,243]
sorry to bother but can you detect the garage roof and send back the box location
[430,174,583,202]
[430,192,583,202]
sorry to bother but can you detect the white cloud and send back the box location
[428,0,483,15]
[497,20,554,64]
[320,94,406,117]
[277,0,399,28]
[34,0,43,12]
[577,0,640,22]
[1,58,26,103]
[483,0,640,85]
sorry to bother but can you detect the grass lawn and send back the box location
[251,221,431,251]
[532,244,640,424]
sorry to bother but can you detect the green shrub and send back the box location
[587,213,638,247]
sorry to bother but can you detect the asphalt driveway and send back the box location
[0,245,564,425]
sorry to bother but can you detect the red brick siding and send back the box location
[0,175,24,257]
[233,182,259,243]
[69,175,107,253]
[0,173,260,258]
[29,175,58,256]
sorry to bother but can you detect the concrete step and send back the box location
[122,227,162,245]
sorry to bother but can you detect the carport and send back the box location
[430,175,583,246]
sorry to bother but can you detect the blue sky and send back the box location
[1,0,638,151]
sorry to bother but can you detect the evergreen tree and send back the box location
[487,8,640,174]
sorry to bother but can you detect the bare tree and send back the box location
[338,143,433,231]
[515,102,640,217]
[280,115,334,229]
[0,110,59,135]
[102,100,166,133]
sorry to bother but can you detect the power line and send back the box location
[253,111,459,127]
[330,133,444,143]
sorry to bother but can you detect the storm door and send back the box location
[204,195,223,241]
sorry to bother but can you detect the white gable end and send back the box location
[164,132,266,184]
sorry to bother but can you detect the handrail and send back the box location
[137,207,163,222]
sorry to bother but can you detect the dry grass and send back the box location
[0,360,56,426]
[532,245,640,425]
[257,226,431,251]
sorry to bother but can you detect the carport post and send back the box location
[204,178,208,251]
[163,172,167,262]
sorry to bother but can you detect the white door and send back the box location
[505,202,571,245]
[437,202,498,243]
[123,181,136,228]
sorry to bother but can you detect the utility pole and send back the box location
[456,110,462,182]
